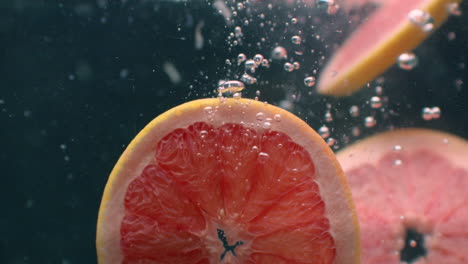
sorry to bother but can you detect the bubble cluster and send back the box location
[253,54,264,65]
[241,73,257,85]
[421,106,441,121]
[408,9,434,32]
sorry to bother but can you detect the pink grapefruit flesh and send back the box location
[96,98,361,263]
[317,0,461,96]
[338,128,468,263]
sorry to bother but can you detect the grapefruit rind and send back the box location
[317,0,461,96]
[97,98,360,263]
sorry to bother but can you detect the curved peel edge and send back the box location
[96,98,361,264]
[318,0,461,97]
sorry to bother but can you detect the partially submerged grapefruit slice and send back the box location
[96,98,360,263]
[317,0,461,96]
[338,128,468,263]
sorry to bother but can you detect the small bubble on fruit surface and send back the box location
[256,112,264,121]
[274,114,281,122]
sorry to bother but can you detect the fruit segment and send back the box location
[317,0,461,96]
[122,122,335,263]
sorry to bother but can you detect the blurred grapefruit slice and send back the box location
[317,0,461,96]
[96,98,360,263]
[338,128,468,263]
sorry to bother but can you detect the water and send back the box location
[0,0,467,263]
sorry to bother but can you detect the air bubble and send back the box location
[274,114,282,122]
[316,0,338,15]
[318,126,330,139]
[375,86,384,95]
[241,73,257,85]
[364,116,376,128]
[262,122,272,129]
[234,26,243,37]
[237,53,247,65]
[447,3,461,16]
[291,18,298,24]
[304,76,316,87]
[349,106,360,117]
[291,35,302,45]
[421,107,432,121]
[293,62,300,70]
[200,130,208,139]
[398,53,418,70]
[431,107,441,119]
[256,112,265,121]
[408,9,434,32]
[261,59,270,67]
[370,96,382,109]
[393,145,403,151]
[316,0,334,9]
[258,152,269,162]
[283,62,295,72]
[204,106,213,114]
[245,59,256,70]
[324,112,333,122]
[253,54,264,65]
[327,137,336,147]
[272,46,287,60]
[218,80,245,94]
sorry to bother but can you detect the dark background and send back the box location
[0,1,467,263]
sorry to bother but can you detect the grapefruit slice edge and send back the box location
[318,0,461,96]
[96,98,360,263]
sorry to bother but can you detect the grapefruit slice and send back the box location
[96,98,360,263]
[317,0,461,96]
[338,128,468,263]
